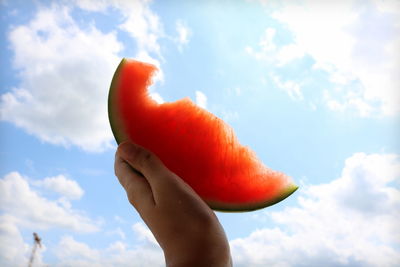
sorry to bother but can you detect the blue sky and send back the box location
[1,0,399,266]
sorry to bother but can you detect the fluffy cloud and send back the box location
[271,73,303,101]
[0,0,170,152]
[106,227,126,240]
[253,0,400,117]
[149,92,165,104]
[195,90,207,109]
[51,223,163,267]
[245,27,305,66]
[0,215,31,267]
[115,0,165,83]
[0,202,161,266]
[230,152,400,266]
[0,172,99,232]
[74,0,165,82]
[132,222,158,246]
[0,171,162,266]
[0,0,194,152]
[245,28,305,102]
[175,20,191,52]
[70,0,109,11]
[0,6,121,152]
[3,153,399,266]
[116,0,163,56]
[150,89,206,108]
[33,174,84,200]
[0,172,99,266]
[11,152,396,266]
[55,236,101,263]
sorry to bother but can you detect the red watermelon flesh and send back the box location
[108,58,298,211]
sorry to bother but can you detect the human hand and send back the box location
[114,141,232,267]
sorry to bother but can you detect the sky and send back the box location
[0,0,399,266]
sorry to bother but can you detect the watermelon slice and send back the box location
[108,58,298,211]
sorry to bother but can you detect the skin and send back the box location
[114,141,232,267]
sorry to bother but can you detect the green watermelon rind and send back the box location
[108,58,129,145]
[208,184,298,212]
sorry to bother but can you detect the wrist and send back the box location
[166,255,232,267]
[164,242,232,267]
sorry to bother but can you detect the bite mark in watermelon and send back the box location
[108,58,298,212]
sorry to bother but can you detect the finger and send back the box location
[117,142,199,204]
[114,153,155,213]
[117,141,170,186]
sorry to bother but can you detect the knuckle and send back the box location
[124,181,137,204]
[114,153,120,177]
[136,148,154,169]
[114,167,120,178]
[114,162,122,178]
[126,192,137,207]
[114,157,127,178]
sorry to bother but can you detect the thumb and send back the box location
[117,141,168,182]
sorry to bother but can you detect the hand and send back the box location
[114,141,232,267]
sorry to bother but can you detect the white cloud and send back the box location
[4,153,399,266]
[74,0,197,73]
[114,215,127,224]
[132,222,158,246]
[0,6,122,152]
[106,227,126,240]
[55,236,101,262]
[149,92,164,104]
[71,0,109,11]
[75,0,174,86]
[73,0,165,80]
[246,27,305,66]
[116,0,163,57]
[195,90,207,109]
[109,0,165,83]
[221,110,239,122]
[0,215,31,267]
[271,73,303,101]
[230,152,400,266]
[51,223,163,267]
[0,172,163,266]
[323,88,376,117]
[1,0,169,152]
[266,0,400,117]
[375,0,400,14]
[33,174,84,200]
[175,20,191,52]
[0,172,99,232]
